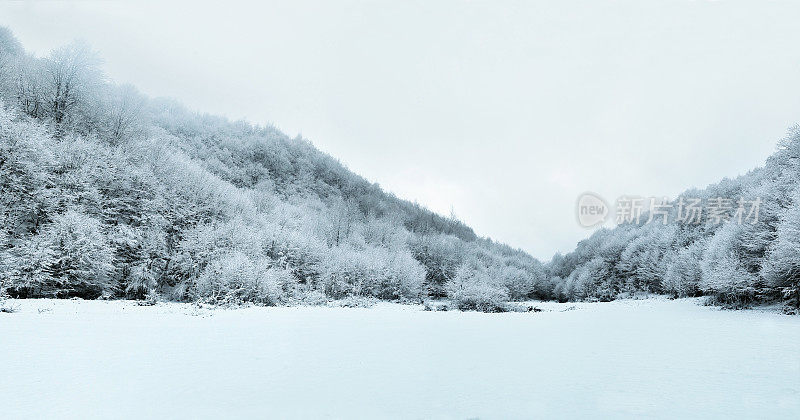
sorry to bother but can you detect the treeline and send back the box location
[0,28,544,311]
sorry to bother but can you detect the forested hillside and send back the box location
[1,27,798,311]
[546,129,800,309]
[0,28,546,310]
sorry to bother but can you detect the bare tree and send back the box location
[104,84,146,142]
[44,42,102,132]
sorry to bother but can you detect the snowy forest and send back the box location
[1,27,798,312]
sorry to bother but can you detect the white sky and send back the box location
[2,0,799,260]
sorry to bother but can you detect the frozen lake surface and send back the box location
[1,297,798,419]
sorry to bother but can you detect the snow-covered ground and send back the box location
[1,297,798,419]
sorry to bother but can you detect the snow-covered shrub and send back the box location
[0,277,13,312]
[445,264,509,312]
[331,295,378,308]
[0,292,17,313]
[299,289,328,306]
[487,261,544,301]
[135,290,161,306]
[316,245,425,300]
[362,248,426,300]
[193,251,296,306]
[172,215,326,299]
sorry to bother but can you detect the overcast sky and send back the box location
[2,0,799,260]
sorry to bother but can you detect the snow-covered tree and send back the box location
[0,233,56,297]
[663,239,705,298]
[44,42,103,130]
[700,222,766,307]
[762,190,800,307]
[40,211,115,298]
